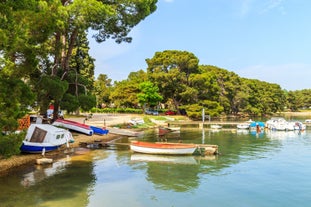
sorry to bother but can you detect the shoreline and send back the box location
[0,132,122,176]
[1,112,311,176]
[0,113,141,176]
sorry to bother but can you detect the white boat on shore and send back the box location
[52,119,93,135]
[20,124,73,153]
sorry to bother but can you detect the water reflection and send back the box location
[21,157,70,187]
[129,153,219,192]
[130,154,199,165]
[265,130,305,139]
[144,158,201,192]
[0,151,98,207]
[236,129,249,135]
[2,128,310,206]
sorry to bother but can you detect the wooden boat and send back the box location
[20,124,73,153]
[52,119,93,135]
[130,141,197,155]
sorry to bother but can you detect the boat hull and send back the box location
[20,142,60,153]
[130,141,197,155]
[53,119,93,135]
[90,126,109,135]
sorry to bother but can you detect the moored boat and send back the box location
[210,124,222,129]
[237,123,250,129]
[293,121,306,131]
[52,119,93,135]
[130,141,197,155]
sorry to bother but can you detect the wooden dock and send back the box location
[166,121,247,129]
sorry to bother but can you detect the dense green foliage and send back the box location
[137,81,163,109]
[0,0,158,157]
[146,51,286,118]
[286,89,311,110]
[109,70,148,108]
[0,132,25,158]
[94,74,113,108]
[99,50,308,119]
[0,76,35,131]
[90,107,143,114]
[1,1,311,158]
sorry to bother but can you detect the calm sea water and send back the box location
[1,126,311,207]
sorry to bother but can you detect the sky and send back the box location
[88,0,311,91]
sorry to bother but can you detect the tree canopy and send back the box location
[0,0,158,130]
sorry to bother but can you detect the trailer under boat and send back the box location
[130,141,218,156]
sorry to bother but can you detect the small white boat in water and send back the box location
[266,117,306,131]
[237,123,250,129]
[210,124,222,129]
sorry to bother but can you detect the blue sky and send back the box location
[89,0,311,91]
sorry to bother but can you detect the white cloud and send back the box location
[263,0,283,12]
[238,0,286,17]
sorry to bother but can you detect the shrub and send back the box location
[0,132,25,158]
